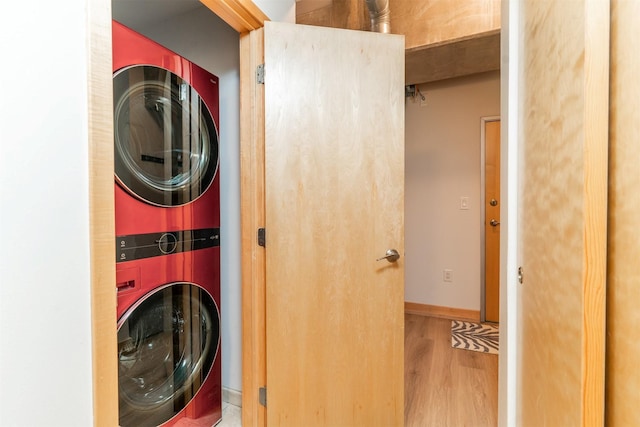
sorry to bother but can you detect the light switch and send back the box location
[460,196,469,210]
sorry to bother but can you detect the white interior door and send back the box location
[264,21,405,426]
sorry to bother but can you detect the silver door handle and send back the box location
[490,219,500,226]
[377,249,400,263]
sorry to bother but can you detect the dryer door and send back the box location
[113,65,219,207]
[117,283,220,427]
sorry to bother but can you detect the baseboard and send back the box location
[222,387,242,407]
[405,301,480,322]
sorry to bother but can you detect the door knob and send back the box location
[377,249,400,263]
[490,219,500,227]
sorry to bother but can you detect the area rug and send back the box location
[451,320,499,355]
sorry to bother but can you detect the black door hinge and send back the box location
[259,386,267,407]
[257,228,266,247]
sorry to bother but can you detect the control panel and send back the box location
[116,228,220,262]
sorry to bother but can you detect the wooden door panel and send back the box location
[484,119,500,323]
[517,0,608,425]
[607,0,640,424]
[264,22,404,426]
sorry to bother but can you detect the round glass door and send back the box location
[117,283,220,427]
[113,65,219,206]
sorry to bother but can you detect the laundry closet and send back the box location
[110,1,257,425]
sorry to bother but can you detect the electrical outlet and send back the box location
[443,269,453,282]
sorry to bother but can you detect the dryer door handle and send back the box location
[116,267,139,292]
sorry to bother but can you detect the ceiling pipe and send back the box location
[364,0,391,33]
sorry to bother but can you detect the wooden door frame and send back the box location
[88,1,119,424]
[480,116,500,323]
[237,26,267,427]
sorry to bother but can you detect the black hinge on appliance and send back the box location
[259,387,267,407]
[257,228,266,247]
[256,64,265,84]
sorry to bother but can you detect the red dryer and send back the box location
[112,20,222,427]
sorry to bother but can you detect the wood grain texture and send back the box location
[296,0,369,31]
[518,0,608,425]
[405,302,480,322]
[296,0,500,84]
[88,6,118,426]
[405,314,498,427]
[607,0,640,424]
[296,0,332,16]
[484,120,500,323]
[296,0,500,50]
[391,0,500,50]
[200,0,269,33]
[405,30,500,85]
[264,22,405,426]
[239,28,267,427]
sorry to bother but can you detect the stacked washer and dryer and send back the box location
[112,21,222,427]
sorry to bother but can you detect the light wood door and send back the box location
[607,0,640,424]
[264,22,405,426]
[516,0,608,425]
[484,119,500,323]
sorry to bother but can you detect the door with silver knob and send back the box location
[263,21,404,426]
[484,118,501,323]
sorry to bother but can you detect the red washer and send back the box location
[113,20,221,427]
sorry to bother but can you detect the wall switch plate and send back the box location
[460,196,469,210]
[443,269,453,282]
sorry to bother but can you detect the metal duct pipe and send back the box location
[364,0,391,33]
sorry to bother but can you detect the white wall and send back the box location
[0,0,94,425]
[256,0,296,22]
[405,71,500,311]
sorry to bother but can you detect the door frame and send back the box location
[498,1,519,423]
[480,115,500,323]
[238,26,267,427]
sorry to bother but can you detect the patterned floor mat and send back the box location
[451,320,499,354]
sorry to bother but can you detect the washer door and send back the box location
[117,283,220,427]
[113,65,219,206]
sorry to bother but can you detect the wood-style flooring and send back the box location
[405,314,498,427]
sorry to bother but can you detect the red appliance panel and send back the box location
[112,20,220,236]
[113,19,222,427]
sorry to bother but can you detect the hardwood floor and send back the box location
[405,314,498,427]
